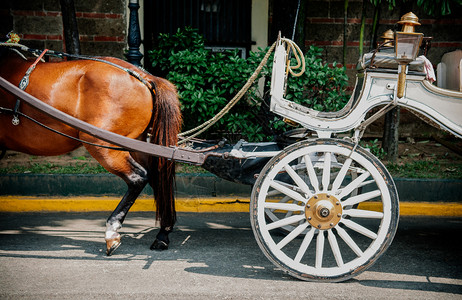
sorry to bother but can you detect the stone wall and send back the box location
[0,0,127,58]
[2,0,460,72]
[295,0,462,85]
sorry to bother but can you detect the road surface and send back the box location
[0,211,461,299]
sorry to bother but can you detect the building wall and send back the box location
[1,0,460,83]
[0,0,127,58]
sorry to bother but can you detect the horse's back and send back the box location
[0,53,153,155]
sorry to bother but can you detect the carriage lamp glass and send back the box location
[394,31,423,98]
[395,31,423,62]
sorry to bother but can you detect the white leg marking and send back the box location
[105,221,122,240]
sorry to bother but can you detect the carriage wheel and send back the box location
[250,138,399,282]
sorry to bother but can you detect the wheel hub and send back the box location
[305,193,342,230]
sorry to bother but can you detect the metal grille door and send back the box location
[145,0,253,55]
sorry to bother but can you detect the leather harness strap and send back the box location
[3,45,158,144]
[12,48,48,125]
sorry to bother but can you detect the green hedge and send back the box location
[148,27,349,142]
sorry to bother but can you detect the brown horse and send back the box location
[0,49,182,255]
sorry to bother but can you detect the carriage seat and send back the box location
[436,50,462,92]
[357,48,425,73]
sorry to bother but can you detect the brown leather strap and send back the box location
[12,49,48,125]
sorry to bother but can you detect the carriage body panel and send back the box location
[269,42,462,139]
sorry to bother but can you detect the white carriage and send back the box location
[1,12,460,283]
[244,12,462,281]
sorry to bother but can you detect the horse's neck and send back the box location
[0,47,9,59]
[0,48,28,62]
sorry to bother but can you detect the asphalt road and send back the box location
[0,211,461,299]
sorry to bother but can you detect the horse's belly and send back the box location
[0,112,81,156]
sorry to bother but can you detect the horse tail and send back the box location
[148,77,182,227]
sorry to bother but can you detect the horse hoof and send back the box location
[105,236,121,256]
[150,239,168,251]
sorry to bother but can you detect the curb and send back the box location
[1,196,461,216]
[0,174,461,215]
[1,174,461,201]
[0,173,251,197]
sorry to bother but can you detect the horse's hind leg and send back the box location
[151,226,172,250]
[104,169,147,256]
[145,157,176,251]
[104,155,149,255]
[83,143,148,255]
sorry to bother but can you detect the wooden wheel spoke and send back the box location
[284,164,313,197]
[332,158,352,192]
[344,208,384,219]
[276,222,309,250]
[328,230,344,267]
[270,180,307,204]
[294,228,316,263]
[358,179,375,188]
[304,154,320,193]
[321,152,331,192]
[338,172,370,199]
[315,231,325,268]
[342,189,381,207]
[336,226,364,256]
[341,219,378,239]
[266,214,306,231]
[264,202,305,212]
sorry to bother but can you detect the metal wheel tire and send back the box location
[250,138,399,282]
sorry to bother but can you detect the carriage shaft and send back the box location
[0,76,217,165]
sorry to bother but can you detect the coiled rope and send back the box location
[283,38,305,78]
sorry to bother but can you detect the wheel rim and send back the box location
[251,139,399,281]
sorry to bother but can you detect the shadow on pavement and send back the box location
[0,212,461,286]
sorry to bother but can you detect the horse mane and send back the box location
[0,47,7,59]
[0,47,19,61]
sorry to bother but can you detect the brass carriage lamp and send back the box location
[380,29,394,47]
[394,12,424,98]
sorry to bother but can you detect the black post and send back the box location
[125,0,143,67]
[382,107,400,162]
[60,0,80,55]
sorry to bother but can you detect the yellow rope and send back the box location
[178,41,276,144]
